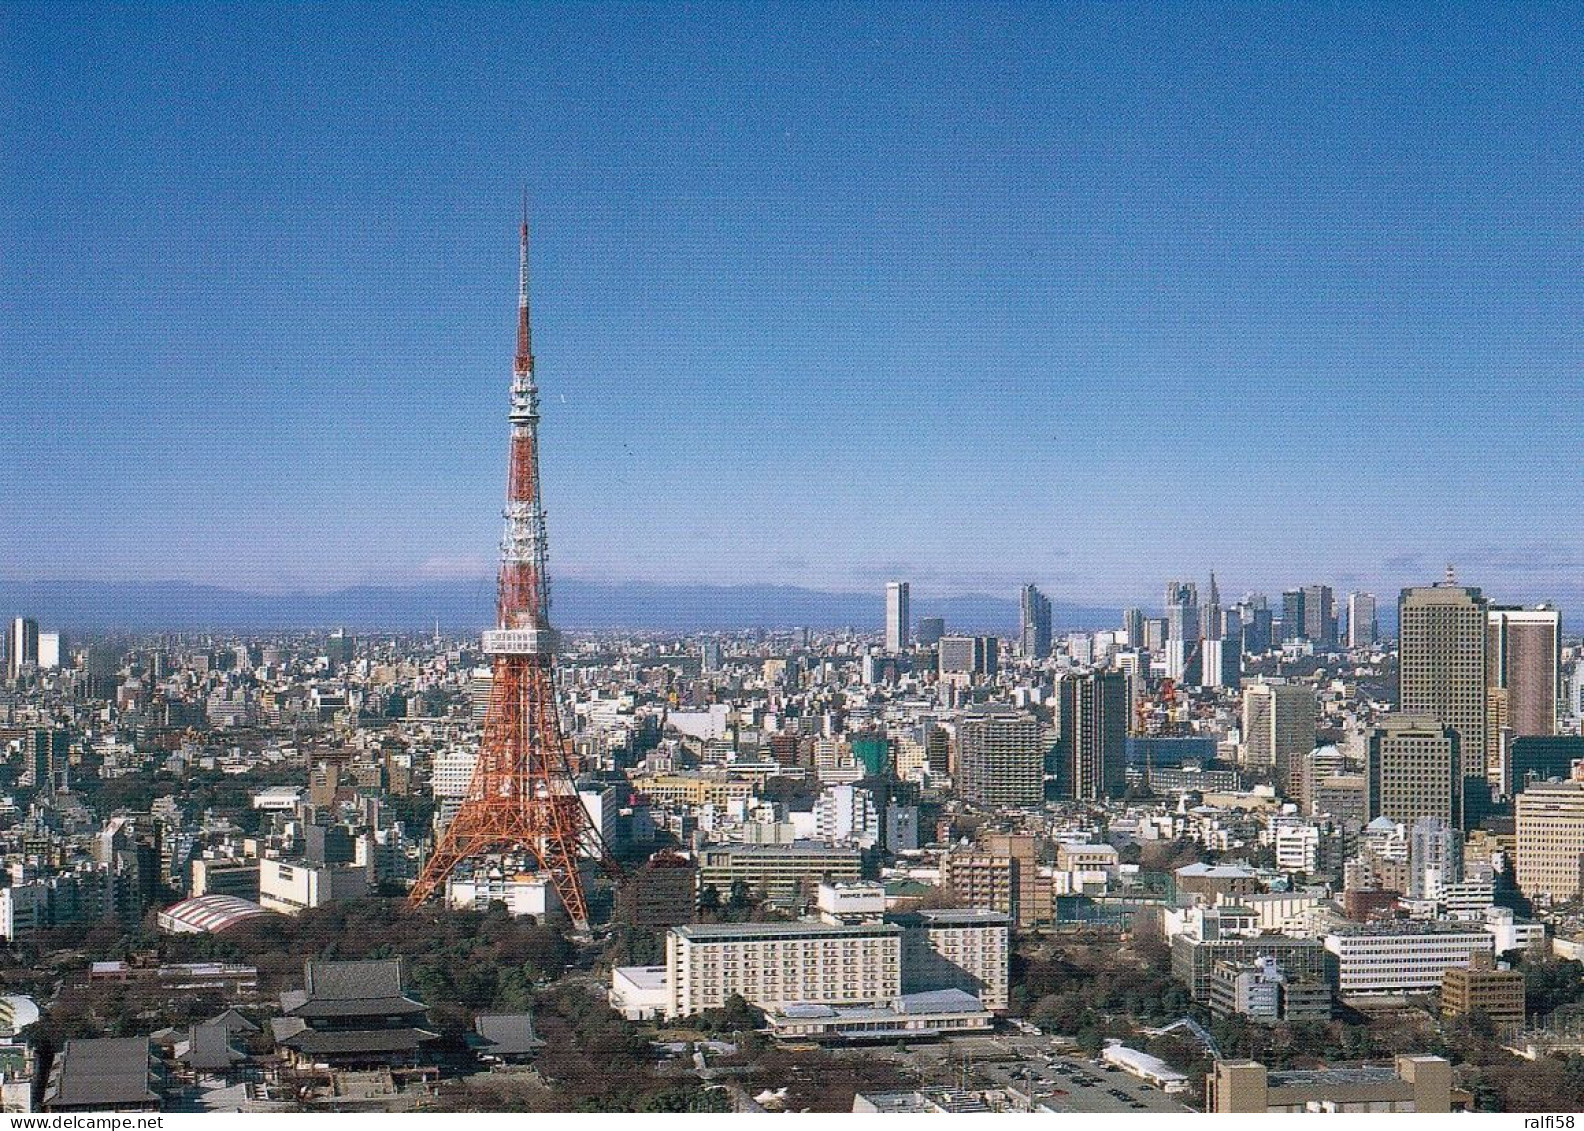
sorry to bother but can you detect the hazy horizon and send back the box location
[5,4,1581,605]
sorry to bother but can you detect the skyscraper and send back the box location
[1055,670,1128,800]
[1019,583,1053,660]
[1486,606,1560,790]
[1368,715,1462,829]
[1302,584,1337,647]
[1237,594,1273,655]
[1281,590,1306,643]
[1347,592,1378,649]
[1121,607,1145,649]
[956,712,1045,807]
[7,618,38,680]
[884,581,910,654]
[1399,578,1488,817]
[1242,681,1316,793]
[916,617,945,647]
[1200,636,1241,689]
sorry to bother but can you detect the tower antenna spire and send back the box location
[408,208,619,928]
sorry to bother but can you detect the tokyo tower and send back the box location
[408,211,616,928]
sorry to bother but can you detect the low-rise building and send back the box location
[1441,957,1525,1033]
[257,860,369,915]
[765,988,993,1042]
[696,841,861,907]
[42,1037,166,1113]
[1324,924,1494,997]
[609,965,669,1021]
[1171,933,1327,1002]
[1207,1055,1455,1113]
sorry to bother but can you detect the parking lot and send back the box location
[878,1033,1194,1114]
[978,1052,1194,1113]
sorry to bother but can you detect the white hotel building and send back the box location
[665,921,902,1020]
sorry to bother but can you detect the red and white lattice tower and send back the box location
[408,212,617,928]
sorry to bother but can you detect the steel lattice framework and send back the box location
[407,213,618,928]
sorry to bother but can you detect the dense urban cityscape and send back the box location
[6,1,1579,1121]
[3,552,1584,1113]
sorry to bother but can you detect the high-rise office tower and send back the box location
[1242,681,1316,793]
[1200,636,1241,689]
[956,712,1045,807]
[1165,580,1201,682]
[37,632,63,670]
[1122,607,1145,649]
[884,581,910,654]
[916,617,945,647]
[1055,670,1128,800]
[1486,606,1560,791]
[1237,594,1273,655]
[1514,780,1584,902]
[7,618,38,680]
[1200,572,1224,639]
[1281,590,1306,642]
[1399,578,1488,817]
[1368,715,1462,829]
[1019,584,1053,660]
[1347,593,1378,649]
[1302,585,1337,647]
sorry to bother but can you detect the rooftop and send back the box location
[672,921,902,941]
[45,1037,158,1108]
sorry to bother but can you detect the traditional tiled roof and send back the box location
[283,959,427,1019]
[44,1037,160,1108]
[177,1023,247,1071]
[276,1027,437,1056]
[471,1013,545,1058]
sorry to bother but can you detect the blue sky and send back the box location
[2,2,1580,605]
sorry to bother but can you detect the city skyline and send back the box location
[4,4,1582,608]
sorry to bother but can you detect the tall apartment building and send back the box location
[1019,584,1053,660]
[884,581,910,654]
[1367,715,1462,829]
[1399,581,1488,818]
[663,921,902,1019]
[1242,681,1316,794]
[1514,779,1584,902]
[1407,817,1462,901]
[955,712,1044,807]
[942,834,1050,928]
[1347,592,1378,648]
[1486,605,1560,791]
[617,852,698,928]
[1054,670,1127,800]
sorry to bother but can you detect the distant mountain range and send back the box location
[0,578,1125,636]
